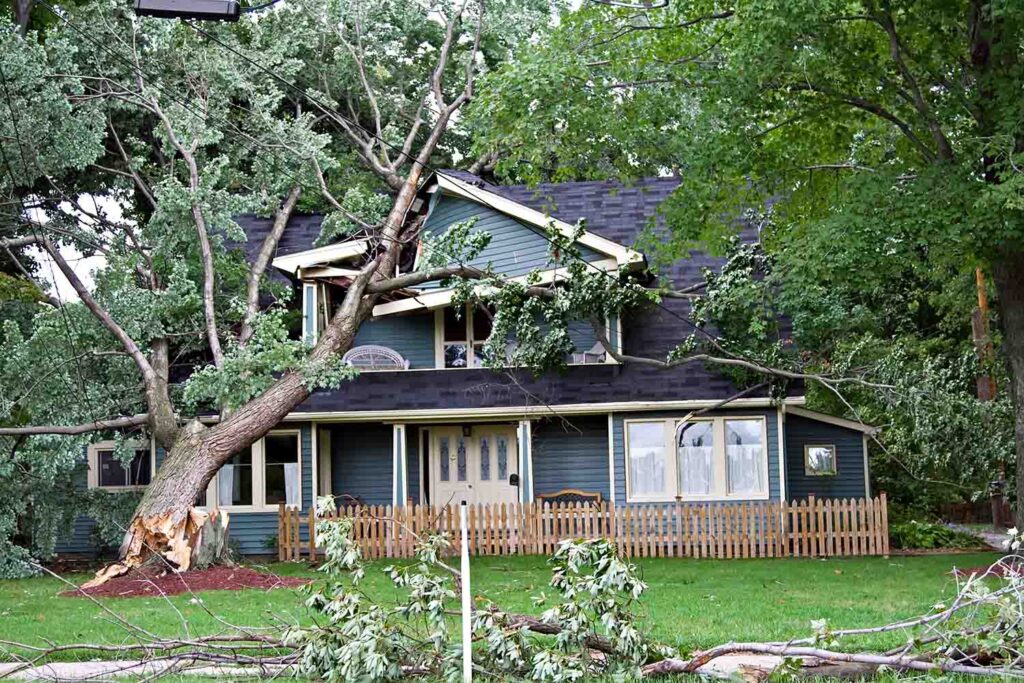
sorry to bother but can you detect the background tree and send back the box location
[469,0,1023,514]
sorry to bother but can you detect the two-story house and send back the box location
[58,171,873,556]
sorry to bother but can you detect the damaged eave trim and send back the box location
[370,258,619,317]
[435,173,645,267]
[270,239,370,275]
[786,405,879,435]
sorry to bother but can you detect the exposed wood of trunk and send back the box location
[992,252,1024,527]
[92,168,425,583]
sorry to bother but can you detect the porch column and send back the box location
[517,420,533,503]
[392,424,408,507]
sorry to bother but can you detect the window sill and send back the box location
[91,485,148,492]
[804,471,838,477]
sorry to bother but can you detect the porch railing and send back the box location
[278,493,889,562]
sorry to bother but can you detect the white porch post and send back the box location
[393,424,408,507]
[517,420,533,503]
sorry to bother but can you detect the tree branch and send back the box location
[365,265,486,294]
[238,185,302,346]
[40,238,159,386]
[0,413,150,437]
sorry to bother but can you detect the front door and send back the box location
[431,426,519,506]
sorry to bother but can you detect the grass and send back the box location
[0,551,1001,661]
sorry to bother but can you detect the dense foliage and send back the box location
[469,0,1024,508]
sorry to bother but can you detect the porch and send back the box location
[278,494,890,561]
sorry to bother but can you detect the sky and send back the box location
[25,195,125,301]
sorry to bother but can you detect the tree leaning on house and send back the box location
[0,0,554,577]
[470,0,1024,512]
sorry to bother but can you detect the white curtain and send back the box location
[284,462,300,507]
[629,447,666,495]
[218,464,234,506]
[727,445,765,495]
[678,446,714,496]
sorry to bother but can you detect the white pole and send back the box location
[460,501,472,683]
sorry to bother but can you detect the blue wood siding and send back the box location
[419,195,605,289]
[56,427,315,557]
[612,409,781,504]
[330,423,394,506]
[532,416,610,501]
[784,415,867,500]
[354,313,436,369]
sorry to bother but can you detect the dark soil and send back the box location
[61,565,309,599]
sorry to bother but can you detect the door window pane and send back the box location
[218,448,253,506]
[264,434,300,506]
[677,422,714,496]
[627,422,667,497]
[97,449,151,487]
[497,436,509,480]
[725,419,766,495]
[439,437,450,481]
[480,436,491,480]
[456,436,467,481]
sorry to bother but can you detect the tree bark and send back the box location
[992,251,1024,527]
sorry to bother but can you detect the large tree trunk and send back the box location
[992,250,1024,527]
[84,168,426,585]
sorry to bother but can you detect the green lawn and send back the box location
[0,552,1000,660]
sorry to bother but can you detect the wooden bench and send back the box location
[535,488,603,506]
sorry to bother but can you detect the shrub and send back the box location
[890,520,985,550]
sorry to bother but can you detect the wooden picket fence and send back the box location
[278,493,889,562]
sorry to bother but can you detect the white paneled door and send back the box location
[431,426,519,506]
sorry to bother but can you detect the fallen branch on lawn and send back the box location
[6,524,1024,681]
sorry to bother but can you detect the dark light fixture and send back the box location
[134,0,241,21]
[462,425,472,437]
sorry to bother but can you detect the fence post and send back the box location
[277,502,285,561]
[308,506,317,563]
[880,492,890,557]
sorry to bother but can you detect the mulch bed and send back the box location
[61,565,309,599]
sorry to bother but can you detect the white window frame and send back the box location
[202,430,303,512]
[624,416,770,503]
[434,305,491,369]
[87,440,155,491]
[804,443,838,477]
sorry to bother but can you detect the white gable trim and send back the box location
[435,173,644,267]
[371,258,618,317]
[786,406,878,435]
[271,239,369,276]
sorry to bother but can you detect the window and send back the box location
[624,416,769,502]
[217,448,254,507]
[677,421,714,496]
[626,422,669,500]
[88,442,152,490]
[264,433,301,506]
[203,431,302,511]
[725,419,766,495]
[804,444,837,476]
[439,305,492,368]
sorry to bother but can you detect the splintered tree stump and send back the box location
[82,507,232,589]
